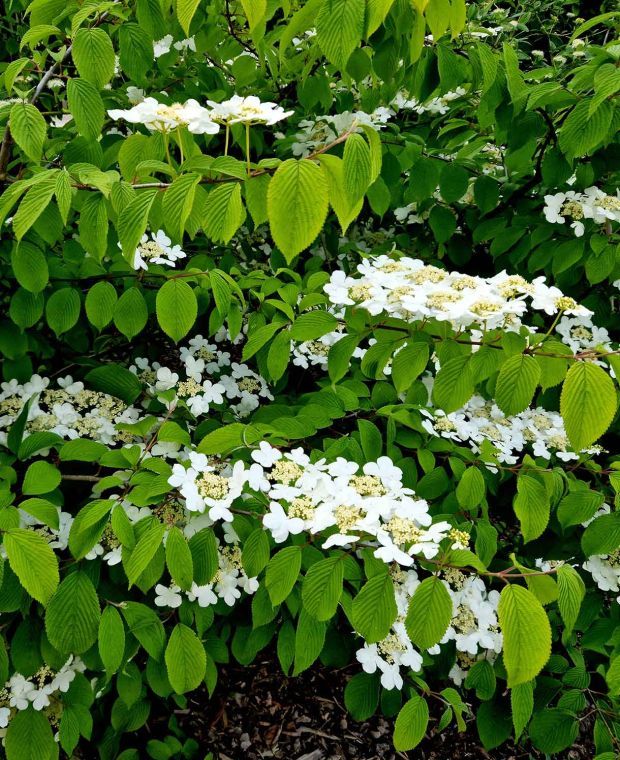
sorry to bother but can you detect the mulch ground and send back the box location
[174,654,596,760]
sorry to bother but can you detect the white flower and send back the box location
[153,35,173,57]
[155,367,179,391]
[187,582,218,607]
[263,502,304,543]
[207,95,294,125]
[154,583,183,607]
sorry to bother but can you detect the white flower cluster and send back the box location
[207,95,293,125]
[356,568,502,690]
[556,315,613,355]
[0,656,85,728]
[391,87,467,115]
[583,553,620,604]
[131,332,273,418]
[107,94,293,134]
[0,375,143,449]
[127,230,186,271]
[169,443,462,567]
[290,108,393,157]
[154,540,258,609]
[153,34,196,58]
[421,394,600,465]
[544,187,620,237]
[325,254,591,332]
[108,96,219,134]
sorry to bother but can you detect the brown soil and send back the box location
[174,654,597,760]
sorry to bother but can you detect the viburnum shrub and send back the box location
[0,0,619,757]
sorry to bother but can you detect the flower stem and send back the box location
[245,122,251,175]
[224,124,230,156]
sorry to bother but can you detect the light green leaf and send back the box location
[156,279,198,343]
[557,564,585,638]
[393,695,429,750]
[99,606,126,674]
[203,183,245,243]
[165,526,194,591]
[4,528,59,605]
[498,584,551,687]
[67,78,104,139]
[513,474,549,543]
[10,102,46,162]
[351,572,397,644]
[405,576,452,650]
[316,0,365,70]
[495,354,540,416]
[560,361,617,450]
[165,623,206,693]
[267,159,329,262]
[302,556,344,621]
[72,28,116,89]
[265,546,302,605]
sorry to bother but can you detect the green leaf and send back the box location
[344,672,380,720]
[165,527,194,591]
[302,556,344,620]
[293,609,326,675]
[22,460,61,495]
[176,0,201,34]
[465,659,496,700]
[405,576,452,650]
[240,0,266,30]
[72,28,116,89]
[156,279,198,343]
[265,546,302,605]
[316,0,365,70]
[557,564,585,638]
[393,695,429,750]
[391,342,429,393]
[85,281,117,330]
[19,498,59,529]
[114,287,149,340]
[606,655,620,695]
[318,154,363,234]
[5,707,57,760]
[99,606,126,674]
[79,194,109,260]
[163,173,201,240]
[581,511,620,556]
[560,362,617,450]
[13,176,57,240]
[68,499,114,559]
[513,474,549,543]
[267,159,329,262]
[117,189,158,261]
[188,527,219,584]
[45,287,81,336]
[351,572,397,644]
[343,133,371,203]
[124,520,166,587]
[455,467,486,509]
[242,529,270,578]
[10,102,46,161]
[510,680,534,740]
[45,571,100,653]
[118,22,153,82]
[11,241,49,293]
[289,311,338,341]
[529,709,579,754]
[498,584,551,687]
[432,355,474,413]
[67,78,104,139]
[439,163,469,203]
[559,100,613,159]
[165,623,206,693]
[122,601,165,660]
[4,528,59,605]
[557,489,604,529]
[267,329,292,381]
[203,183,245,243]
[85,363,143,403]
[495,354,540,416]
